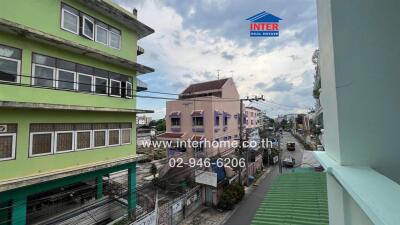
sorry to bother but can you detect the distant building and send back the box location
[158,78,240,157]
[244,106,262,129]
[136,115,152,126]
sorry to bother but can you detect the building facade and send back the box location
[316,0,400,224]
[0,1,154,224]
[159,78,240,157]
[244,106,262,129]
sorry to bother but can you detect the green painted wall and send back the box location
[0,31,137,110]
[0,108,137,181]
[0,0,137,62]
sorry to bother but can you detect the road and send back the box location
[223,132,311,225]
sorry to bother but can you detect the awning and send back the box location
[169,111,181,117]
[191,110,204,116]
[157,132,184,139]
[191,135,205,142]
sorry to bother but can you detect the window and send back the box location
[56,69,76,90]
[30,132,53,156]
[109,28,121,49]
[61,5,79,34]
[110,79,121,96]
[95,23,108,45]
[32,64,55,88]
[94,77,108,95]
[224,116,228,126]
[126,81,132,98]
[108,129,120,146]
[0,134,16,161]
[55,131,74,153]
[0,45,21,83]
[215,116,220,126]
[75,130,92,150]
[94,130,107,148]
[171,118,180,126]
[121,128,131,145]
[192,117,203,126]
[78,73,93,92]
[82,15,94,40]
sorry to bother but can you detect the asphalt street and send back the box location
[223,132,308,225]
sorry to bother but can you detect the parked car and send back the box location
[287,142,296,151]
[283,156,295,167]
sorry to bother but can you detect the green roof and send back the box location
[251,172,329,225]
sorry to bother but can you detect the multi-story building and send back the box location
[136,115,152,126]
[244,106,262,129]
[0,1,154,224]
[159,78,240,157]
[315,1,400,224]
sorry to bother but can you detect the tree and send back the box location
[149,119,166,131]
[296,114,304,125]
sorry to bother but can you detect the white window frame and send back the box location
[126,81,132,99]
[121,128,132,145]
[93,129,108,149]
[94,76,108,95]
[95,24,109,46]
[75,130,93,151]
[29,132,54,157]
[77,73,94,93]
[108,129,120,146]
[82,15,95,40]
[108,30,121,50]
[109,79,121,97]
[54,131,75,153]
[32,64,56,88]
[0,56,21,84]
[0,133,16,161]
[61,8,79,35]
[56,68,76,90]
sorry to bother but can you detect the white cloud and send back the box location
[114,0,317,118]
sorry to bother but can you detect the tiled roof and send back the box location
[252,172,328,225]
[157,132,184,139]
[181,78,229,94]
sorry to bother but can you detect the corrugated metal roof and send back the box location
[252,172,328,225]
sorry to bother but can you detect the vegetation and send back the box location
[149,119,166,131]
[217,183,245,210]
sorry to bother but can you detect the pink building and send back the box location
[245,106,262,129]
[158,78,240,157]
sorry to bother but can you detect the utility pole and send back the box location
[238,95,265,185]
[217,69,221,80]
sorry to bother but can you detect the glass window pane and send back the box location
[0,58,18,82]
[96,25,108,45]
[121,129,131,144]
[78,74,92,92]
[57,70,75,90]
[32,54,56,67]
[32,133,52,155]
[108,130,120,145]
[110,80,120,96]
[76,132,91,149]
[109,32,120,49]
[0,45,21,59]
[0,135,13,159]
[94,130,106,147]
[56,132,73,152]
[126,82,132,98]
[83,17,94,39]
[63,10,78,33]
[95,78,107,94]
[34,65,54,88]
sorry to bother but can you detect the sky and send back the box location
[113,0,318,119]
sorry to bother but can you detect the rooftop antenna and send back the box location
[217,69,221,80]
[230,70,234,78]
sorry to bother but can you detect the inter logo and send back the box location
[246,11,282,37]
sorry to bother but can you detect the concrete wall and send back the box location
[318,0,400,182]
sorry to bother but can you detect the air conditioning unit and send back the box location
[0,125,7,133]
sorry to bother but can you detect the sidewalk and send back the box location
[179,167,274,225]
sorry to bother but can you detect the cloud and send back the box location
[113,0,317,118]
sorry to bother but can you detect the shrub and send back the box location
[217,184,245,210]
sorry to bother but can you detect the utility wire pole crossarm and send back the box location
[238,95,265,185]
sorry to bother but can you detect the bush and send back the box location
[217,184,245,210]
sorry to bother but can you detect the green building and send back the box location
[0,0,154,224]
